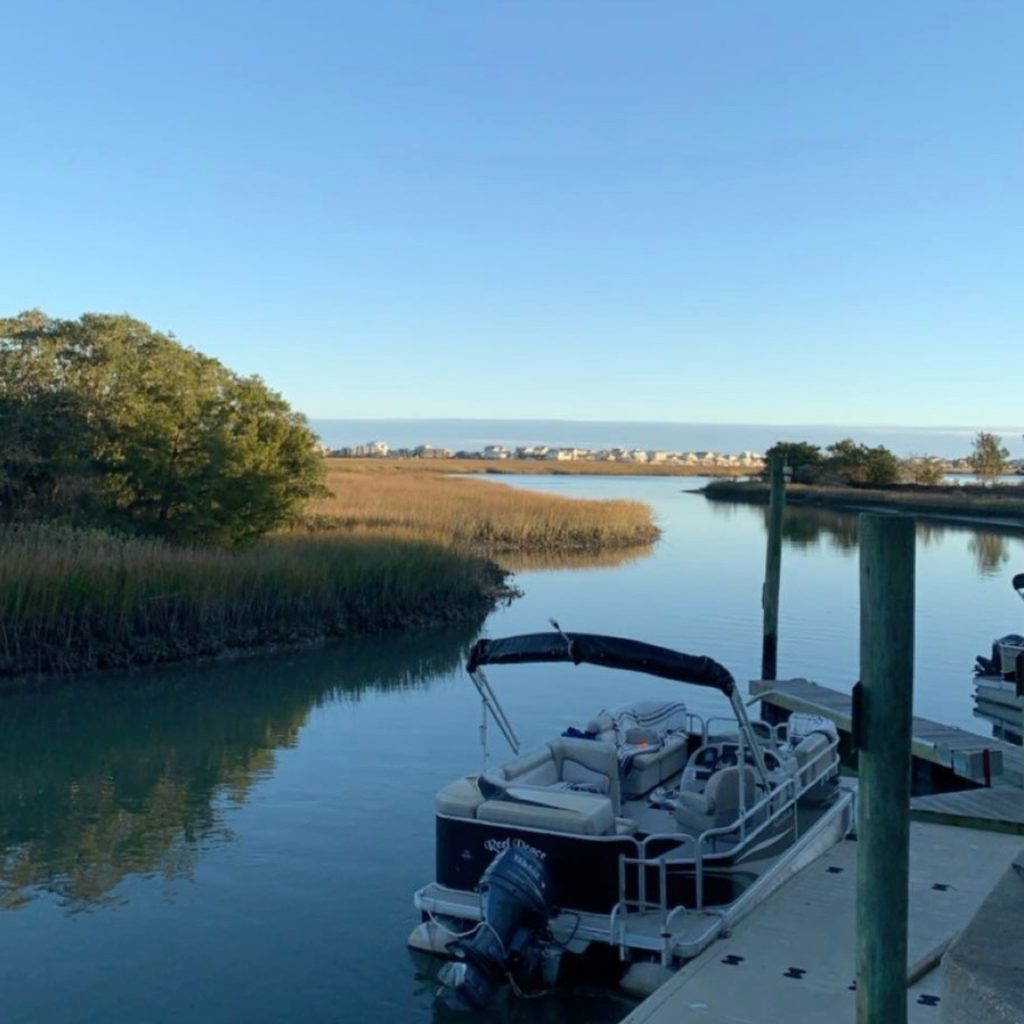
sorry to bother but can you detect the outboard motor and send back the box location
[437,847,551,1011]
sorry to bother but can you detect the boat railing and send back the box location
[614,831,699,965]
[612,728,841,952]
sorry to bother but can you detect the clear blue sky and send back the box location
[3,1,1022,427]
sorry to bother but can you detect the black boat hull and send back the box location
[436,813,794,914]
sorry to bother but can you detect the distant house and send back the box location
[647,450,669,463]
[483,445,511,460]
[414,444,452,459]
[544,448,575,461]
[517,445,550,459]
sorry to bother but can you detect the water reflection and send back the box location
[710,498,1018,574]
[0,624,480,912]
[497,545,654,573]
[410,951,632,1024]
[967,532,1011,577]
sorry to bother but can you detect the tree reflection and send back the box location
[0,623,481,912]
[967,531,1010,577]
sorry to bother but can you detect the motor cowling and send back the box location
[437,847,551,1010]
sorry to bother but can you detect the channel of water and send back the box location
[2,476,1022,1023]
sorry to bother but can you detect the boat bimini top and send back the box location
[466,630,770,781]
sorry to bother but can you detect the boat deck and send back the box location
[621,821,1023,1023]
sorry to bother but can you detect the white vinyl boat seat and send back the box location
[792,732,835,804]
[584,702,691,798]
[674,765,757,836]
[435,776,486,819]
[473,736,621,834]
[476,786,615,836]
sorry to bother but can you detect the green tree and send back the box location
[763,441,823,484]
[968,431,1010,486]
[906,456,944,486]
[0,311,325,545]
[822,438,899,486]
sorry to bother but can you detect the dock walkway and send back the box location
[749,677,1024,787]
[621,821,1023,1024]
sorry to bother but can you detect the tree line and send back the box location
[0,311,325,546]
[763,432,1014,487]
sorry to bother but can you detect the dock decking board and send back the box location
[621,822,1024,1024]
[910,788,1024,834]
[750,677,1024,786]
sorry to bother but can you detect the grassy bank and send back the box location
[702,479,1024,526]
[0,525,505,681]
[308,464,661,552]
[4,465,662,682]
[326,456,751,477]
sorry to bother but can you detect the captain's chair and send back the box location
[674,765,757,838]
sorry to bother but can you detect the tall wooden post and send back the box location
[761,455,786,680]
[856,514,915,1024]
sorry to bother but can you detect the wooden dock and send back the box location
[749,677,1024,787]
[910,787,1024,835]
[621,821,1024,1024]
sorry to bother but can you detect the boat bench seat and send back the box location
[619,733,690,798]
[471,736,621,835]
[481,737,621,808]
[435,776,485,819]
[477,789,616,836]
[792,732,835,805]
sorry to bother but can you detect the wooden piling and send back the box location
[856,514,915,1024]
[761,456,786,680]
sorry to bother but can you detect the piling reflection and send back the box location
[0,623,480,912]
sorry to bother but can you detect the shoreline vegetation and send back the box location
[2,464,661,687]
[701,479,1024,530]
[0,312,656,685]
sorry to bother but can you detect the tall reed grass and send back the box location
[0,525,503,680]
[309,468,660,552]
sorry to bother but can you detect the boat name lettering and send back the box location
[483,837,547,860]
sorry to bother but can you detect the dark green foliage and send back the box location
[825,438,900,486]
[762,441,824,484]
[0,311,325,545]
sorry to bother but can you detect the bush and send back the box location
[0,311,325,546]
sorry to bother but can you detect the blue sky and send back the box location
[3,1,1022,427]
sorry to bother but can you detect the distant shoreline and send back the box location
[325,457,753,477]
[701,479,1024,532]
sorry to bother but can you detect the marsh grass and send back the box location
[4,463,661,682]
[309,466,661,552]
[0,524,503,680]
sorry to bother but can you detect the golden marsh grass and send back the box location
[0,525,503,681]
[309,464,661,552]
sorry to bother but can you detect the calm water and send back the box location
[3,478,1023,1023]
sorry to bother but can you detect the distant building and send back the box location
[414,444,452,459]
[483,445,511,460]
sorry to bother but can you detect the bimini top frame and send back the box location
[466,631,770,782]
[467,632,736,696]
